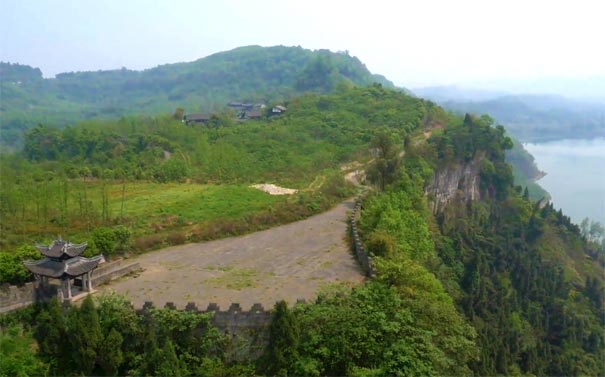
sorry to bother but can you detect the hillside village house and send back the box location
[183,113,211,125]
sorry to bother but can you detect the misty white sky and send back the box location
[1,0,604,88]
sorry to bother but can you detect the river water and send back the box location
[524,138,605,225]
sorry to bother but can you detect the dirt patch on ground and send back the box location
[251,183,297,195]
[99,199,364,309]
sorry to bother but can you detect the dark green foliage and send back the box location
[69,296,103,375]
[98,328,123,376]
[356,112,604,376]
[27,294,229,376]
[506,137,549,201]
[423,120,604,375]
[258,301,299,376]
[435,197,605,376]
[366,130,402,190]
[34,299,71,371]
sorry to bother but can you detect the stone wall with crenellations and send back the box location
[349,198,376,278]
[137,300,276,361]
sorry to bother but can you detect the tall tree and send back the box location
[259,300,300,376]
[69,296,102,375]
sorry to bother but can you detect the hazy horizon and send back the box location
[2,0,604,90]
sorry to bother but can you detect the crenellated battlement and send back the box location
[135,300,285,361]
[349,198,376,278]
[137,301,273,330]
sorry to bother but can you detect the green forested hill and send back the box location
[0,85,431,251]
[1,85,603,376]
[0,45,396,149]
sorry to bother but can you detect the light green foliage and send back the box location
[113,225,132,251]
[0,46,399,149]
[289,282,475,376]
[0,245,42,284]
[91,226,116,256]
[0,324,48,377]
[360,177,434,262]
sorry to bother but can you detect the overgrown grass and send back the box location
[0,181,284,250]
[1,171,354,255]
[204,267,262,290]
[110,183,286,229]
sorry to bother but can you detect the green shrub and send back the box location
[112,225,132,252]
[0,245,41,285]
[92,227,116,256]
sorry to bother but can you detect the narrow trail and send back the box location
[100,197,365,309]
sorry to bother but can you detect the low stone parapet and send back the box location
[349,198,376,278]
[0,282,37,314]
[0,258,141,313]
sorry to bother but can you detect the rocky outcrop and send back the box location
[426,153,484,214]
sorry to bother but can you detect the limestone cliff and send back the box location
[426,153,484,214]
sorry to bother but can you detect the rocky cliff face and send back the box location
[426,153,484,214]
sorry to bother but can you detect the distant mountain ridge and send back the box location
[0,45,399,148]
[413,86,605,142]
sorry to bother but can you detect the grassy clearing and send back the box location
[0,180,285,250]
[204,267,262,290]
[1,170,353,254]
[109,182,285,228]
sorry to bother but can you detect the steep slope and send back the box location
[0,46,396,148]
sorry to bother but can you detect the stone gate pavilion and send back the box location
[23,239,105,302]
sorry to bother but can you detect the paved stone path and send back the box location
[100,198,365,310]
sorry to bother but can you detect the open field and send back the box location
[108,182,287,227]
[0,181,287,249]
[99,198,365,309]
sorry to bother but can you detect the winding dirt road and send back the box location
[99,198,365,310]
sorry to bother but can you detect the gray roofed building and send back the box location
[270,105,287,116]
[35,239,88,259]
[24,238,104,302]
[24,255,105,279]
[183,113,211,125]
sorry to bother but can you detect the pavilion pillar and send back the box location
[66,278,72,300]
[87,271,93,291]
